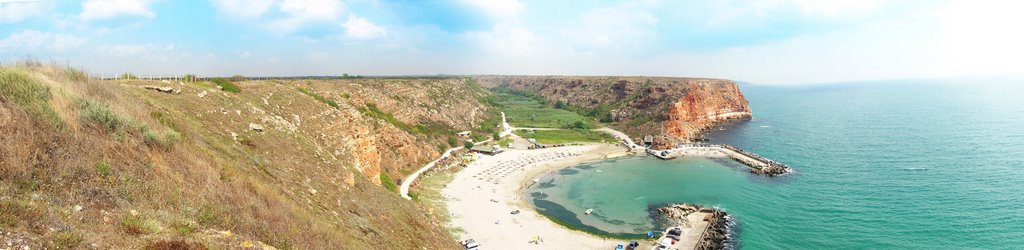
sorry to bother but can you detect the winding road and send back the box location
[399,112,638,200]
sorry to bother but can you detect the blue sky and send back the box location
[1,0,1022,84]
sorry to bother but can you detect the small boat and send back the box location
[585,209,594,215]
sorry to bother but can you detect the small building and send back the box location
[457,131,472,137]
[469,146,502,155]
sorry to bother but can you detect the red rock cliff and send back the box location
[476,76,750,149]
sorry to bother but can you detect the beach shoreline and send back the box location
[443,143,638,249]
[441,139,719,249]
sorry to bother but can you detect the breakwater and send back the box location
[651,203,732,250]
[647,144,792,176]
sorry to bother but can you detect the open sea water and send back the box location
[526,80,1024,248]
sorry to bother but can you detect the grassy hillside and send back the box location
[0,63,473,249]
[488,92,596,129]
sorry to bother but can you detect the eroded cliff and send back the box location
[476,76,750,148]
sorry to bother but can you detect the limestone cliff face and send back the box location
[299,78,496,184]
[476,76,750,148]
[662,81,750,146]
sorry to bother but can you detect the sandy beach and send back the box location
[442,143,633,249]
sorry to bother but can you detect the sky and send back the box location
[1,0,1022,84]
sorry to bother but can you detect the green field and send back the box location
[516,129,616,144]
[492,93,596,128]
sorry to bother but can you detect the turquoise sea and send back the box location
[527,80,1024,248]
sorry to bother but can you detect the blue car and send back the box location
[615,244,624,250]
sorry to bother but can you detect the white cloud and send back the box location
[459,0,523,22]
[101,43,175,57]
[0,30,87,51]
[791,0,885,18]
[209,0,275,18]
[1,1,56,23]
[342,15,386,40]
[268,0,344,32]
[563,8,657,50]
[79,0,155,21]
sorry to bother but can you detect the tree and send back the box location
[463,141,474,149]
[554,100,565,109]
[492,132,500,140]
[448,137,458,147]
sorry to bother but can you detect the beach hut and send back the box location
[469,146,501,155]
[456,131,472,137]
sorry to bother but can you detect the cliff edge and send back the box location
[476,76,751,148]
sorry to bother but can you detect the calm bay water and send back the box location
[527,80,1024,248]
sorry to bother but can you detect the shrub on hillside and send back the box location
[142,126,181,148]
[95,161,112,178]
[0,67,61,125]
[298,87,339,108]
[447,137,458,147]
[211,78,241,93]
[463,141,474,149]
[380,173,398,192]
[76,98,132,134]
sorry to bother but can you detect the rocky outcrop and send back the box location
[476,76,750,149]
[653,203,732,250]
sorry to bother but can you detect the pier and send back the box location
[647,144,792,176]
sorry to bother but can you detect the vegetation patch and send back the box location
[144,240,208,250]
[76,98,132,134]
[0,67,61,125]
[490,92,596,129]
[516,129,615,144]
[46,231,83,249]
[212,78,241,93]
[380,173,398,193]
[298,87,339,108]
[142,125,181,148]
[121,215,160,235]
[0,199,45,228]
[95,161,113,178]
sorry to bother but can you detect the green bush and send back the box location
[448,137,458,147]
[211,78,241,93]
[492,132,500,140]
[95,161,113,178]
[0,68,61,125]
[76,98,132,133]
[48,231,82,249]
[463,141,474,149]
[298,87,339,109]
[380,173,397,193]
[142,126,180,148]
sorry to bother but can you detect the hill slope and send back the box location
[0,64,501,249]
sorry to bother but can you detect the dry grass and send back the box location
[0,64,477,249]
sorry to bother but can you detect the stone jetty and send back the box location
[648,143,792,176]
[650,203,731,250]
